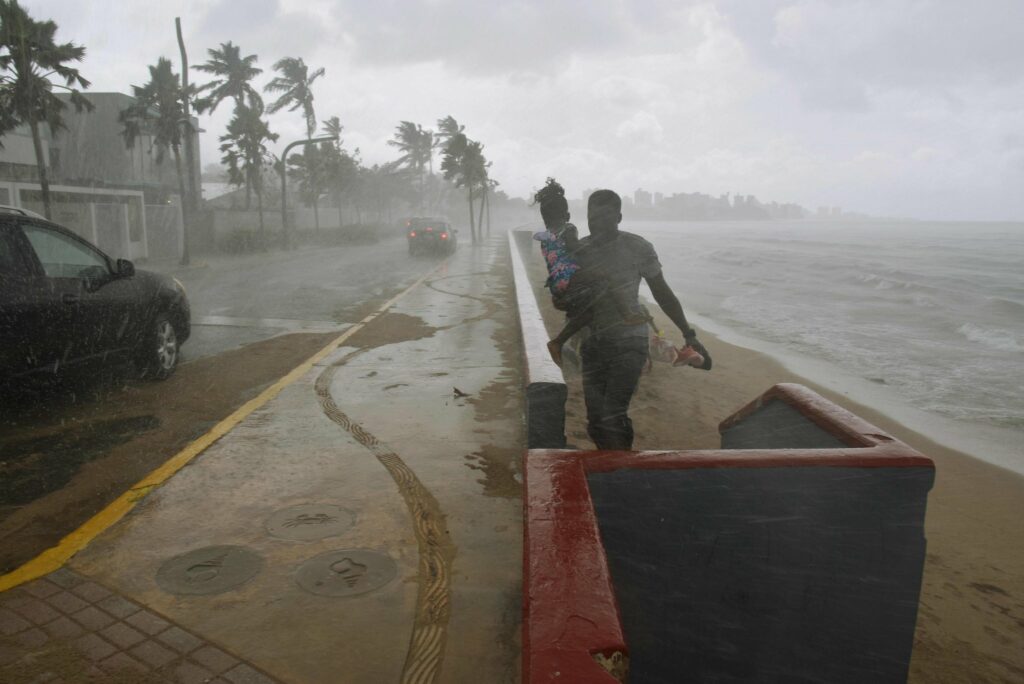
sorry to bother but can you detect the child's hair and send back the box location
[533,178,569,225]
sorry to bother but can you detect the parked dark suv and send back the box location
[406,217,457,256]
[0,214,190,381]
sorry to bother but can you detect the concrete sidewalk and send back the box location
[0,236,524,683]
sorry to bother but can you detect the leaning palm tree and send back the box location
[265,56,323,138]
[194,42,263,209]
[442,133,486,244]
[119,58,190,263]
[435,115,464,145]
[388,121,434,211]
[265,56,325,230]
[0,0,92,219]
[220,101,278,244]
[193,41,262,113]
[322,115,343,143]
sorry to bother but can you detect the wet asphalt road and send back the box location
[157,235,433,362]
[0,235,448,571]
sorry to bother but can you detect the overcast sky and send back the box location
[29,0,1024,220]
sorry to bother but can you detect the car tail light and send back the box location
[426,226,433,231]
[409,231,417,237]
[440,233,448,239]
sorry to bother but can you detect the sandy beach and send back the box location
[531,263,1024,683]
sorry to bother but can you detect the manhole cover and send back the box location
[156,545,263,596]
[265,504,355,541]
[295,549,397,597]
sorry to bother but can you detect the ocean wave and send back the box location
[957,323,1024,352]
[987,297,1024,320]
[855,272,936,293]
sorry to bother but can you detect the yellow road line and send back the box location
[0,264,444,592]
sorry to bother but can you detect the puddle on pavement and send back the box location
[344,312,439,349]
[0,415,159,509]
[464,445,523,499]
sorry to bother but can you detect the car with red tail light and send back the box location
[406,217,457,256]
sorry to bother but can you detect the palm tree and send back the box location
[265,56,323,137]
[265,56,325,230]
[322,115,343,143]
[0,0,92,219]
[119,58,190,263]
[435,115,464,145]
[220,101,277,244]
[388,121,434,211]
[439,120,489,244]
[194,41,262,208]
[286,144,330,229]
[320,117,359,227]
[193,41,262,113]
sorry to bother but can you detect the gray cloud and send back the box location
[720,0,1024,111]
[331,0,699,75]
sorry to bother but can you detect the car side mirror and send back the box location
[116,258,135,278]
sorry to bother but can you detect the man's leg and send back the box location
[595,337,648,450]
[581,336,610,447]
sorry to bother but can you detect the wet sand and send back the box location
[558,304,1024,683]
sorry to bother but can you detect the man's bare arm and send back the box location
[647,273,697,342]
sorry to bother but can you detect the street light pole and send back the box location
[280,136,337,249]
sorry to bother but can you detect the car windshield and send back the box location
[0,5,1021,684]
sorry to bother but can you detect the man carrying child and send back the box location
[575,189,710,450]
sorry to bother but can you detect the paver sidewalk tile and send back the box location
[171,660,216,684]
[126,609,171,635]
[191,644,238,674]
[46,591,89,615]
[14,626,48,648]
[223,663,278,684]
[99,651,150,675]
[9,597,61,625]
[130,639,178,668]
[41,615,84,640]
[73,633,117,661]
[71,606,115,631]
[101,621,146,649]
[157,626,203,655]
[0,639,22,666]
[70,582,112,603]
[0,607,31,635]
[97,594,141,619]
[23,580,62,600]
[45,569,84,590]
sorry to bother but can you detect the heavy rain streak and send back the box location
[1,2,1022,683]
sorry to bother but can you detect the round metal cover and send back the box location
[295,549,397,597]
[156,545,263,596]
[265,504,355,541]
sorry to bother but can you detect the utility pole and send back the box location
[176,17,199,265]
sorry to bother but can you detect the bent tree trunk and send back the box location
[255,171,265,248]
[173,144,190,266]
[485,188,491,235]
[467,186,476,244]
[477,185,486,239]
[28,119,52,220]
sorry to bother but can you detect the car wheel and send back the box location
[139,314,179,380]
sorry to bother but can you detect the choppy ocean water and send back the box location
[629,220,1024,472]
